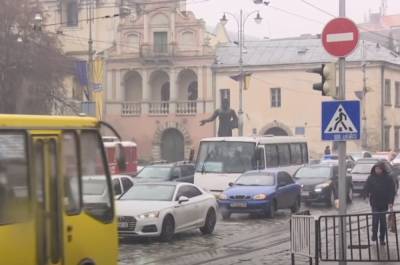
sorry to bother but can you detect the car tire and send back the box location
[326,189,335,207]
[266,200,276,218]
[200,208,217,235]
[290,196,301,213]
[221,210,231,220]
[159,215,175,242]
[347,186,353,203]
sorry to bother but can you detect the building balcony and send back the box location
[110,100,211,117]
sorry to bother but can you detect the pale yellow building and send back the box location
[214,36,400,157]
[39,0,120,113]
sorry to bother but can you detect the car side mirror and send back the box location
[228,182,234,187]
[178,196,189,204]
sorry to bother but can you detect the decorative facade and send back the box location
[103,1,216,161]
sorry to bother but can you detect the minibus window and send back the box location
[80,131,113,223]
[0,133,29,225]
[62,132,81,215]
[48,140,61,264]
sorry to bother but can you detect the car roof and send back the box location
[133,181,179,186]
[303,163,337,168]
[243,169,281,175]
[356,158,385,163]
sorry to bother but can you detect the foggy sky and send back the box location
[189,0,400,39]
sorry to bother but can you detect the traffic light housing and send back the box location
[307,63,337,97]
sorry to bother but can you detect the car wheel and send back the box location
[159,215,175,242]
[221,210,231,220]
[347,186,353,203]
[266,200,276,218]
[326,189,335,207]
[200,208,217,235]
[291,196,301,213]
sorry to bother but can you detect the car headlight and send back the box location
[315,181,331,192]
[137,211,160,219]
[253,194,267,200]
[219,193,228,200]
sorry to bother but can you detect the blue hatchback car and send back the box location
[218,170,301,219]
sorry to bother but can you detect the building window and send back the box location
[66,0,79,27]
[271,88,281,108]
[384,79,391,106]
[395,127,400,151]
[72,77,83,101]
[384,126,391,151]
[395,82,400,107]
[154,32,168,53]
[295,127,305,135]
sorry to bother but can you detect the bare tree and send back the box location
[0,0,72,114]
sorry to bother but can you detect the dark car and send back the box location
[294,164,353,207]
[218,170,301,219]
[134,162,195,184]
[320,154,355,171]
[351,158,399,194]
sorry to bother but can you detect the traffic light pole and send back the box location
[338,1,348,265]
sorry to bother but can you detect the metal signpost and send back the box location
[321,1,360,264]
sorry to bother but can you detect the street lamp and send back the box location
[219,10,263,136]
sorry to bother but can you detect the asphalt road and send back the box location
[119,197,379,265]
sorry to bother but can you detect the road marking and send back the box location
[327,32,354,42]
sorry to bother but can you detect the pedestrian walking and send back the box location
[363,162,396,245]
[324,145,331,155]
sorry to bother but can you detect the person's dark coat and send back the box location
[363,163,396,209]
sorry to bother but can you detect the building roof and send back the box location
[215,36,400,67]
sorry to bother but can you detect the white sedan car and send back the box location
[116,182,217,241]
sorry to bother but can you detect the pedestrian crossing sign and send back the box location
[322,100,360,141]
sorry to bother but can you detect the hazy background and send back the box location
[188,0,400,39]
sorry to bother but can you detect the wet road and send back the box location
[118,198,376,265]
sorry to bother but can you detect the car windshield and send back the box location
[352,163,374,174]
[195,141,257,173]
[349,153,362,161]
[136,166,171,179]
[82,178,106,195]
[295,167,331,179]
[236,173,275,186]
[120,184,176,201]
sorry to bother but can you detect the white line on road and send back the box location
[327,32,354,42]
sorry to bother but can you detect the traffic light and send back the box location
[307,63,337,97]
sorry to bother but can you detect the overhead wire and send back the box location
[298,0,400,45]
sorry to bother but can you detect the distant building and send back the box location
[103,0,216,161]
[214,35,400,157]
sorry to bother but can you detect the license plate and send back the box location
[301,191,309,197]
[119,222,129,229]
[230,202,247,208]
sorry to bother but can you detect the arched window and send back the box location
[66,0,79,27]
[188,81,198,100]
[126,33,140,52]
[161,82,170,101]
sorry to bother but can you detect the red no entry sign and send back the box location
[322,18,359,57]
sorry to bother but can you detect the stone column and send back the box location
[106,70,113,101]
[142,69,150,114]
[169,68,177,114]
[144,14,149,43]
[197,66,204,113]
[115,70,123,101]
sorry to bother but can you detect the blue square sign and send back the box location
[322,100,361,141]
